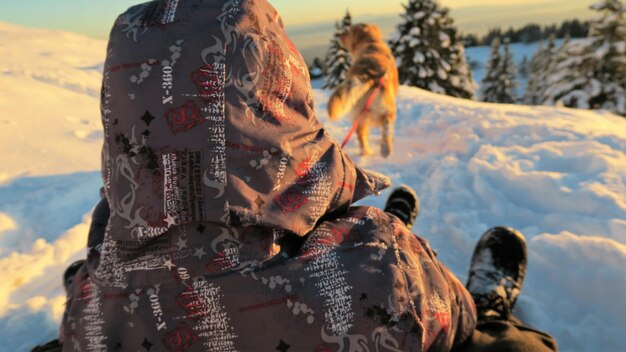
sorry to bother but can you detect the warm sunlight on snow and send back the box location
[0,213,16,236]
[0,22,105,183]
[0,20,625,351]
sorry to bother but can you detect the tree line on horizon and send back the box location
[312,0,625,117]
[461,19,590,47]
[474,0,624,116]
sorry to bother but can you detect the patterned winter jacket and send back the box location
[60,0,476,351]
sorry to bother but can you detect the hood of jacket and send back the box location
[101,0,390,245]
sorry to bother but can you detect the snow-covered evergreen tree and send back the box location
[588,0,626,115]
[542,36,599,110]
[541,0,625,115]
[524,36,557,105]
[323,11,352,90]
[480,37,502,102]
[481,38,518,103]
[389,0,475,99]
[499,39,519,103]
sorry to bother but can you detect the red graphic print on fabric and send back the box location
[175,287,204,320]
[110,60,160,73]
[330,227,350,244]
[206,252,234,274]
[77,276,93,300]
[162,322,199,352]
[430,293,452,333]
[315,343,333,352]
[435,311,451,332]
[338,182,355,192]
[330,227,363,244]
[284,35,299,55]
[273,189,307,214]
[165,100,205,134]
[295,158,313,177]
[191,64,222,103]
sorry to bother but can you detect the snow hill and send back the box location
[2,21,626,351]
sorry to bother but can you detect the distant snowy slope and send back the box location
[1,23,625,351]
[0,21,106,183]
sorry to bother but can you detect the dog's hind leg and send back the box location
[380,112,395,158]
[357,116,373,156]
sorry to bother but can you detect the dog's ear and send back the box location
[344,24,369,51]
[344,24,383,51]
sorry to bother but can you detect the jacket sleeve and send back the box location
[391,215,477,350]
[435,250,478,347]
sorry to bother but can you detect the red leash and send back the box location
[340,74,387,149]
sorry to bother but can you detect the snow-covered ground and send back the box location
[0,22,106,351]
[1,21,626,351]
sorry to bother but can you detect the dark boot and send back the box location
[384,185,419,230]
[31,339,62,352]
[466,227,527,322]
[63,259,86,293]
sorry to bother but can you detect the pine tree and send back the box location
[541,36,599,110]
[524,36,557,105]
[481,37,502,102]
[519,56,530,78]
[541,0,625,115]
[588,0,626,115]
[524,42,543,105]
[309,57,324,80]
[481,38,518,103]
[499,38,519,103]
[323,11,352,90]
[389,0,475,99]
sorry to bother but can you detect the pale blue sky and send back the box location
[0,0,594,63]
[0,0,593,39]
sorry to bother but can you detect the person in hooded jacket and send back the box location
[55,1,475,350]
[50,1,556,351]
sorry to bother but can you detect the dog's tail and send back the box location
[327,79,375,120]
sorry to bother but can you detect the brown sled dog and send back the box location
[327,23,399,157]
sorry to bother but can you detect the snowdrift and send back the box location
[1,21,625,351]
[0,21,106,184]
